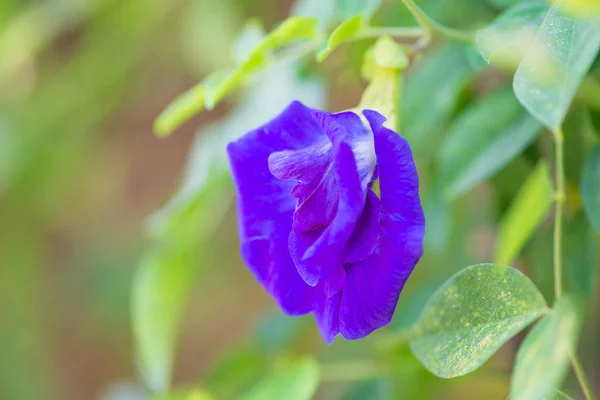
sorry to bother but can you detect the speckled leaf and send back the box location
[317,15,364,61]
[476,2,548,67]
[510,295,582,400]
[495,162,554,265]
[581,145,600,233]
[410,264,547,378]
[241,357,320,400]
[440,87,542,199]
[513,4,600,129]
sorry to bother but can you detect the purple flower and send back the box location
[227,101,425,343]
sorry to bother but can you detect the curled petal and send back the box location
[289,142,364,290]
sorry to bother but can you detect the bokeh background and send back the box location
[1,1,599,399]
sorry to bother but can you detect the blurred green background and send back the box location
[1,0,599,399]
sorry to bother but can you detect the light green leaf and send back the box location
[241,357,320,400]
[401,43,475,160]
[510,295,582,400]
[204,17,318,109]
[581,145,600,233]
[154,83,205,137]
[476,2,548,67]
[317,15,364,62]
[255,16,318,53]
[410,264,547,378]
[154,16,319,134]
[555,0,600,17]
[564,213,598,297]
[495,162,554,264]
[513,4,600,129]
[440,87,542,199]
[232,20,267,64]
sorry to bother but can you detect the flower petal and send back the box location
[337,110,425,339]
[314,293,341,345]
[227,101,328,314]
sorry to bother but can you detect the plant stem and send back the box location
[571,352,596,400]
[552,127,565,299]
[320,361,386,382]
[552,127,596,400]
[400,0,474,43]
[359,26,424,40]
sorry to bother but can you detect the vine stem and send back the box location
[552,127,596,400]
[358,26,424,40]
[400,0,474,43]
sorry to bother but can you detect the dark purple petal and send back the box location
[336,110,425,340]
[343,190,381,264]
[314,293,341,345]
[227,101,328,314]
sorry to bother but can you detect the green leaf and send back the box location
[291,0,337,31]
[581,145,600,233]
[508,388,575,400]
[202,347,267,399]
[132,248,197,394]
[439,87,542,199]
[510,295,582,400]
[241,357,320,400]
[476,2,548,67]
[341,380,391,400]
[136,63,325,393]
[335,0,381,20]
[513,4,600,129]
[495,162,554,264]
[401,43,475,160]
[423,183,453,253]
[410,264,547,378]
[563,213,599,297]
[317,15,364,62]
[255,310,311,354]
[152,389,214,400]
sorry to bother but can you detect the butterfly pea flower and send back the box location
[227,101,425,343]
